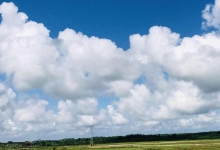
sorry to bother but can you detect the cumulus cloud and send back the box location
[107,80,134,97]
[131,25,220,93]
[1,0,220,141]
[0,2,58,92]
[108,79,220,130]
[0,82,108,141]
[167,81,220,115]
[0,2,27,27]
[48,28,141,99]
[202,0,220,29]
[55,98,105,126]
[14,99,50,122]
[0,2,141,100]
[0,83,16,108]
[0,83,15,126]
[107,105,128,125]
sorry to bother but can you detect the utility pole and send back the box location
[90,125,93,146]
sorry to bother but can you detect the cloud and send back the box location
[0,2,141,100]
[107,105,128,125]
[14,99,50,122]
[144,121,159,127]
[202,0,220,29]
[0,83,15,125]
[131,25,220,93]
[0,2,27,27]
[0,2,58,92]
[49,28,141,99]
[1,0,220,141]
[0,82,108,141]
[115,84,151,117]
[109,80,220,129]
[107,80,134,97]
[0,83,16,108]
[55,98,103,125]
[167,81,220,115]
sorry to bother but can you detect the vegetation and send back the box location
[1,139,220,150]
[1,131,220,149]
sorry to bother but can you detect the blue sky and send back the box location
[0,0,220,142]
[3,0,211,49]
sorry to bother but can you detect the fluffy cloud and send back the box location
[130,25,220,93]
[0,2,58,92]
[14,99,50,122]
[47,28,141,99]
[107,105,128,125]
[1,0,220,141]
[0,83,16,108]
[0,83,15,127]
[107,80,134,97]
[0,2,141,100]
[108,80,220,130]
[202,0,220,29]
[0,82,108,141]
[166,81,220,115]
[55,98,105,126]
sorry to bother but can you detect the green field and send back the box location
[15,139,220,150]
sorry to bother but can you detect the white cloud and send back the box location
[55,98,101,125]
[0,2,141,100]
[107,80,134,97]
[107,105,128,125]
[0,83,109,140]
[202,0,220,29]
[0,2,27,27]
[167,81,220,115]
[133,25,220,93]
[0,83,16,108]
[144,121,159,127]
[1,0,220,141]
[178,119,194,127]
[14,99,50,122]
[0,2,58,92]
[47,28,141,99]
[115,84,151,118]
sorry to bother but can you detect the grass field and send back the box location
[18,139,220,150]
[2,139,220,150]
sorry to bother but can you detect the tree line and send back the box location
[1,131,220,148]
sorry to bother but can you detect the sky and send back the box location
[0,0,220,142]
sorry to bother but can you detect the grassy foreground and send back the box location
[14,139,220,150]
